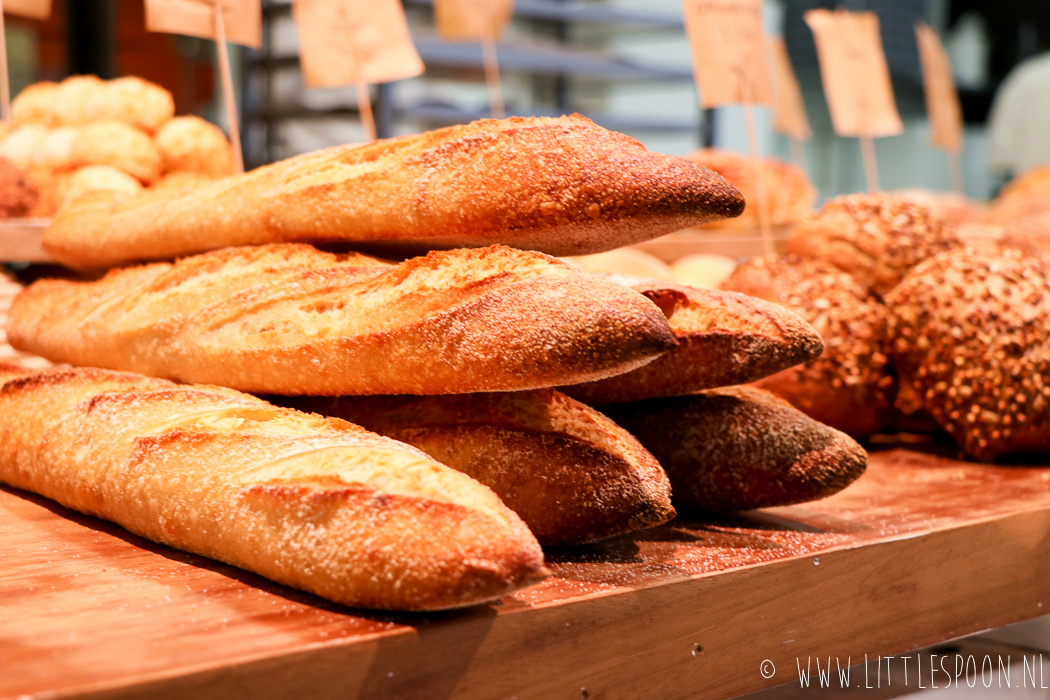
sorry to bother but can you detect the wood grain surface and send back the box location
[3,448,1050,700]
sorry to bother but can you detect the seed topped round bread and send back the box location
[885,247,1050,461]
[785,194,959,296]
[721,254,893,438]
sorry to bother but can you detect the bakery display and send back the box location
[562,274,823,405]
[721,254,894,438]
[886,247,1050,461]
[42,115,745,269]
[785,194,959,296]
[0,76,234,218]
[8,244,677,395]
[603,386,867,512]
[283,389,674,546]
[0,363,548,610]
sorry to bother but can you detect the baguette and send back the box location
[282,390,675,546]
[42,115,745,269]
[9,244,677,396]
[561,274,824,405]
[0,363,547,610]
[603,387,868,512]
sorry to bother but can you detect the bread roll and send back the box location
[154,116,236,178]
[561,274,823,405]
[11,81,58,126]
[885,248,1050,461]
[721,255,894,438]
[684,148,816,229]
[46,121,162,184]
[999,212,1050,262]
[9,244,676,395]
[563,247,674,281]
[43,115,744,269]
[986,165,1050,225]
[0,156,39,217]
[283,390,674,545]
[670,254,737,289]
[89,77,175,133]
[603,386,868,512]
[0,124,49,170]
[57,165,143,210]
[0,363,547,610]
[0,276,51,369]
[785,194,959,296]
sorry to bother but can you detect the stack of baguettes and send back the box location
[3,115,867,611]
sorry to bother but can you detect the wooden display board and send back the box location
[4,448,1050,699]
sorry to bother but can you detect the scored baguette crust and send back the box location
[43,115,745,269]
[9,244,677,395]
[0,363,547,610]
[603,387,868,512]
[561,274,824,405]
[282,390,675,545]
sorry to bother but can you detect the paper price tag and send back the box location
[768,36,810,141]
[293,0,424,88]
[916,22,963,154]
[3,0,51,20]
[804,9,902,138]
[435,0,514,42]
[145,0,261,49]
[681,0,772,108]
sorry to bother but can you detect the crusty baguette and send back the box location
[42,115,745,269]
[9,244,677,395]
[281,390,675,546]
[603,387,867,512]
[560,274,824,404]
[0,363,547,610]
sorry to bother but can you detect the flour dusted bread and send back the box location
[43,115,744,269]
[561,274,823,405]
[0,364,547,610]
[9,244,676,395]
[603,387,867,512]
[282,390,674,545]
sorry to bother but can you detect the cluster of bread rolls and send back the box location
[0,75,235,218]
[715,187,1050,463]
[4,115,872,611]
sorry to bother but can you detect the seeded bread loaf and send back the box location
[886,248,1050,461]
[721,255,894,438]
[603,386,867,512]
[785,194,959,296]
[561,274,823,405]
[9,244,676,396]
[282,390,674,545]
[0,363,547,610]
[43,115,744,269]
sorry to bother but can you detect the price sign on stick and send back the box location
[916,21,965,193]
[434,0,513,117]
[767,36,810,173]
[805,9,902,192]
[146,0,260,174]
[293,0,424,140]
[0,0,52,122]
[681,0,775,254]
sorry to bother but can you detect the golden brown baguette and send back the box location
[9,244,677,396]
[560,274,824,405]
[0,363,547,610]
[42,115,744,269]
[602,386,868,512]
[281,390,675,546]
